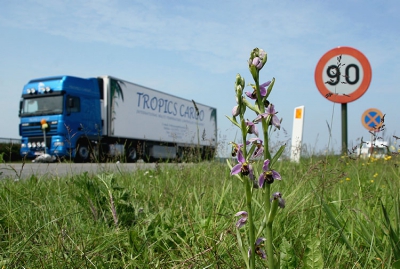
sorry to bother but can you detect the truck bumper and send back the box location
[20,135,69,159]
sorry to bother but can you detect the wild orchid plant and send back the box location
[226,48,286,269]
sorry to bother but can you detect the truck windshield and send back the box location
[20,96,63,117]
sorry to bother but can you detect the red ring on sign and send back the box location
[315,46,372,104]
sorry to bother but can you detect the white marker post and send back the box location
[290,106,305,163]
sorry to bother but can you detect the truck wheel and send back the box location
[74,142,90,163]
[126,146,137,163]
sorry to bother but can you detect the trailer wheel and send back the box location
[126,146,137,163]
[74,141,90,163]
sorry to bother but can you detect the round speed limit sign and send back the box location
[315,46,372,104]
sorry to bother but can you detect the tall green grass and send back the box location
[0,156,399,268]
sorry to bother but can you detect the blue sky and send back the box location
[1,0,399,156]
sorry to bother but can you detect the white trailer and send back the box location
[99,76,217,162]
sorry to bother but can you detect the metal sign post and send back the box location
[341,103,348,154]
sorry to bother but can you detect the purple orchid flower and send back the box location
[234,211,248,228]
[232,105,240,117]
[248,237,266,259]
[246,121,259,136]
[231,149,254,180]
[258,159,281,187]
[248,138,264,158]
[271,192,286,209]
[254,104,280,129]
[230,141,250,157]
[230,142,242,157]
[245,81,271,100]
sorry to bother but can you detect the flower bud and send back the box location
[248,48,267,70]
[232,105,240,117]
[236,85,243,96]
[252,57,262,69]
[235,74,245,93]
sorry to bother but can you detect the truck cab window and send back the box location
[21,96,63,116]
[26,99,38,113]
[68,96,80,113]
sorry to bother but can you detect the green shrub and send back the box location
[0,142,20,162]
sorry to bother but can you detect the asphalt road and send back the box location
[0,161,161,180]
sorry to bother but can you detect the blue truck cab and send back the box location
[19,76,102,162]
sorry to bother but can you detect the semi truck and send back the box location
[19,75,217,162]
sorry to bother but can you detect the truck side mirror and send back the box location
[19,100,23,117]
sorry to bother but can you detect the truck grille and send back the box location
[20,121,58,136]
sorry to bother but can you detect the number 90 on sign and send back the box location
[315,46,372,104]
[325,60,360,86]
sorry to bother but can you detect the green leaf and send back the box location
[264,77,275,100]
[321,199,358,257]
[242,98,261,114]
[381,200,400,259]
[270,144,286,167]
[303,235,324,269]
[249,65,258,83]
[392,260,400,269]
[236,228,250,269]
[280,237,298,269]
[225,115,240,128]
[247,143,258,160]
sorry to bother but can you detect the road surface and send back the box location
[0,162,161,180]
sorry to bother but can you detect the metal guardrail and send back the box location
[0,137,20,144]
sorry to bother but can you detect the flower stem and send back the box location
[265,221,275,269]
[245,178,256,269]
[240,105,255,269]
[259,81,274,268]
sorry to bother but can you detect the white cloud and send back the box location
[0,1,342,73]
